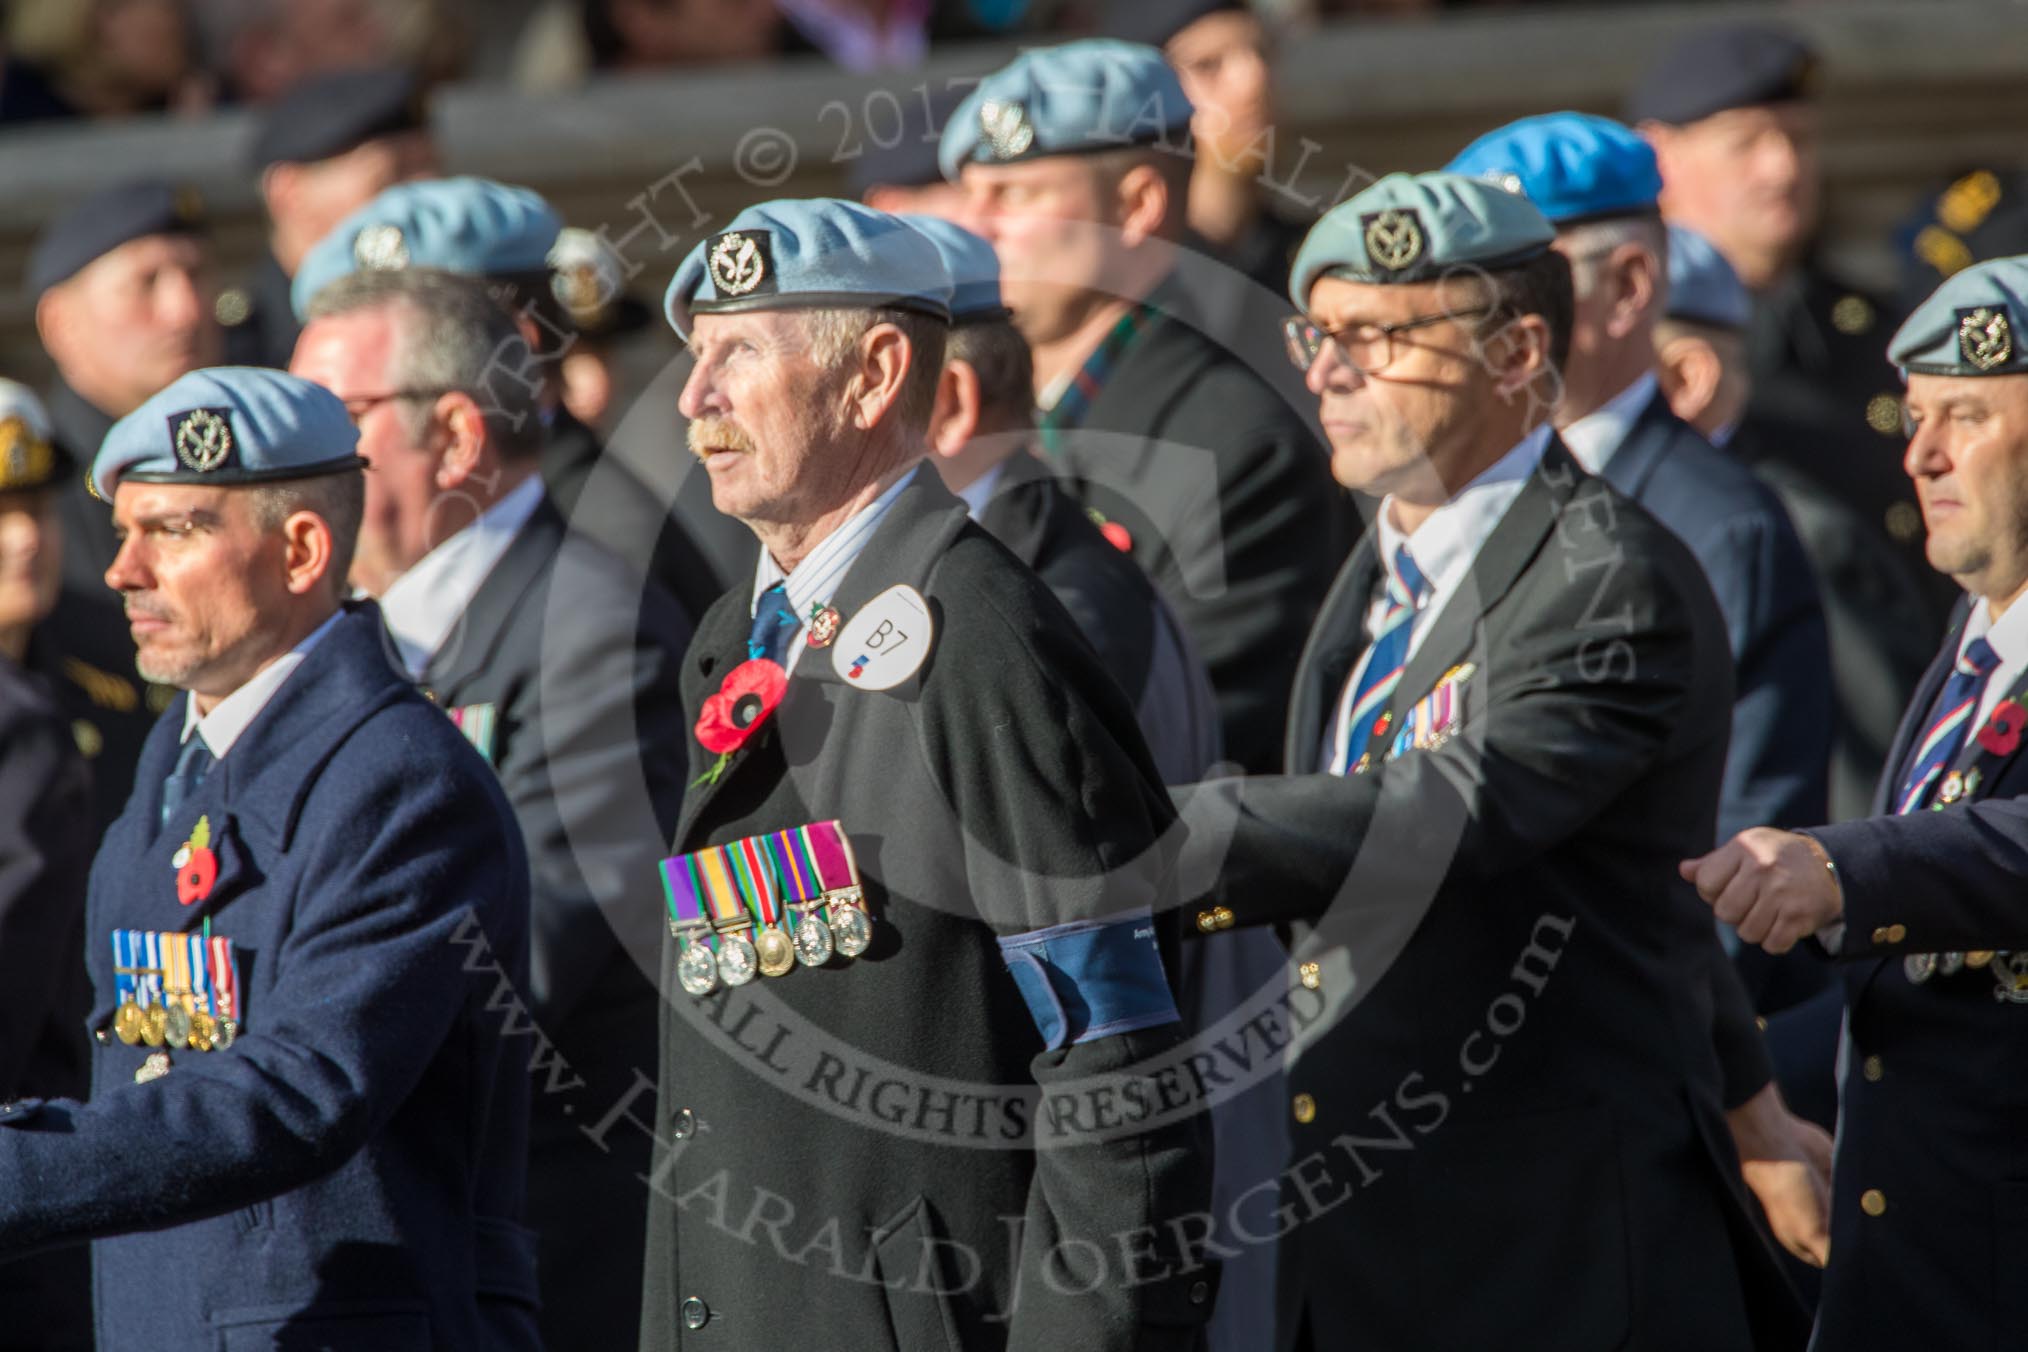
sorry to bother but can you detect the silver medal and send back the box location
[1942,951,1966,976]
[1904,952,1939,984]
[829,904,873,958]
[716,933,758,987]
[677,941,720,997]
[794,912,834,967]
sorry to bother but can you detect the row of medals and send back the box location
[676,892,873,997]
[113,997,236,1053]
[1905,771,2011,987]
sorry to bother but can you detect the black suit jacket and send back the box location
[1176,440,1805,1351]
[641,469,1215,1352]
[1055,269,1352,773]
[415,495,691,1352]
[1802,607,2028,1351]
[975,451,1222,782]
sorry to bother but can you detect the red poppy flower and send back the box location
[177,847,218,905]
[1978,699,2026,756]
[1099,521,1133,553]
[695,658,788,756]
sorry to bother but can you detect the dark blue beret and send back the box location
[1102,0,1244,49]
[1626,24,1817,127]
[250,66,428,170]
[26,180,207,297]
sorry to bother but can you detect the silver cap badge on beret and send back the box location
[978,100,1035,161]
[352,223,409,272]
[707,231,769,297]
[1362,208,1426,273]
[1958,306,2014,371]
[171,409,233,473]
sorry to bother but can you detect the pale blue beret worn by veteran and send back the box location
[937,39,1192,182]
[1889,256,2028,378]
[91,368,362,500]
[900,215,1006,321]
[1665,224,1753,330]
[1445,111,1661,225]
[290,176,562,319]
[1289,171,1557,307]
[663,198,954,342]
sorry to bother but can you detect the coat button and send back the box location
[681,1296,709,1330]
[1860,1189,1887,1217]
[1213,906,1235,931]
[1188,1278,1210,1305]
[1196,911,1219,934]
[1862,1056,1885,1082]
[1292,1093,1316,1125]
[1887,924,1908,943]
[672,1108,696,1140]
[1297,962,1321,991]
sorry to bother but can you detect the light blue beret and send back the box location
[1289,171,1557,306]
[900,215,1006,320]
[1664,224,1752,330]
[663,198,953,341]
[1889,255,2028,377]
[92,367,361,500]
[938,39,1192,182]
[290,176,562,319]
[1445,112,1661,224]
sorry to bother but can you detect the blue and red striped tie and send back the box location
[1328,545,1430,776]
[1895,635,2000,814]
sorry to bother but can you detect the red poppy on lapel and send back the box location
[694,659,788,787]
[173,814,219,905]
[1978,699,2025,756]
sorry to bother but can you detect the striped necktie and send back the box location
[1327,545,1431,776]
[1895,635,2000,814]
[748,582,799,666]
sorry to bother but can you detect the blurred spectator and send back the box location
[1895,165,2028,316]
[546,226,655,430]
[3,0,213,121]
[200,0,469,102]
[240,66,441,369]
[582,0,785,68]
[850,84,970,218]
[775,0,931,71]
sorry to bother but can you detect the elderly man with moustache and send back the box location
[637,198,1214,1352]
[1689,256,2028,1351]
[0,367,540,1351]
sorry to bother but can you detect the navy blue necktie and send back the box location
[748,582,799,666]
[161,735,214,829]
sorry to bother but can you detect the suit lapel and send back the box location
[1592,391,1679,504]
[1284,536,1376,773]
[420,498,564,701]
[673,469,973,846]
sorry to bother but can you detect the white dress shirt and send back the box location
[1958,592,2028,734]
[954,462,1006,521]
[180,609,345,758]
[750,464,919,675]
[1326,425,1551,764]
[377,475,546,680]
[1558,371,1659,476]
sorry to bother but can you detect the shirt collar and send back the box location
[1559,371,1659,476]
[1963,592,2028,668]
[1376,424,1550,605]
[378,475,545,679]
[751,462,922,625]
[180,608,346,758]
[954,461,1006,521]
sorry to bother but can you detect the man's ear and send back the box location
[929,361,982,457]
[33,287,72,367]
[1113,163,1172,247]
[280,509,337,597]
[1655,333,1722,426]
[432,392,490,492]
[849,324,911,430]
[1485,311,1555,400]
[1605,243,1661,341]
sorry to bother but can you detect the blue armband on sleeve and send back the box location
[997,909,1180,1051]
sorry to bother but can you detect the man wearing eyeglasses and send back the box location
[1173,171,1808,1351]
[290,267,691,1352]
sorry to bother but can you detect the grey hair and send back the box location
[1560,215,1671,309]
[801,307,948,435]
[303,266,544,458]
[247,468,365,597]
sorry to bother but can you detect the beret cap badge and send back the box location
[707,230,770,297]
[352,223,409,272]
[170,408,234,473]
[1958,306,2014,371]
[978,99,1035,162]
[1363,208,1426,273]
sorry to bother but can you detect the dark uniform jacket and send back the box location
[975,450,1221,782]
[1803,604,2028,1352]
[0,602,542,1351]
[542,404,733,626]
[1175,441,1806,1352]
[1053,268,1351,774]
[0,657,93,1349]
[641,470,1217,1352]
[418,496,691,1352]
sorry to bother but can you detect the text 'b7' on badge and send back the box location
[833,584,933,691]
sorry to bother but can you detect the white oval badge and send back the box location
[831,584,933,690]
